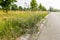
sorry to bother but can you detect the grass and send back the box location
[0,11,48,40]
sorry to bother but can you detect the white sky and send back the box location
[15,0,60,9]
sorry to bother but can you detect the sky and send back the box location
[15,0,60,9]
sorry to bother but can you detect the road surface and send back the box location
[38,12,60,40]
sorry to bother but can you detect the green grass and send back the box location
[0,11,48,40]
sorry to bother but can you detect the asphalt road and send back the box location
[38,12,60,40]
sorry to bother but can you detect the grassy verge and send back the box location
[0,11,48,40]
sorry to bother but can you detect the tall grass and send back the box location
[0,11,48,40]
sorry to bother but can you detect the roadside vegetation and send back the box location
[0,0,48,40]
[0,11,48,40]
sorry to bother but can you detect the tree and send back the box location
[48,7,54,12]
[19,6,23,11]
[38,3,46,11]
[48,7,60,12]
[38,3,42,11]
[0,0,17,12]
[23,7,27,11]
[11,4,18,10]
[30,0,37,11]
[42,6,46,11]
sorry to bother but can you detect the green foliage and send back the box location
[11,4,18,10]
[30,0,37,11]
[19,6,23,11]
[23,7,27,11]
[48,7,53,11]
[38,3,46,11]
[42,6,46,11]
[38,3,42,10]
[0,0,17,12]
[48,7,60,12]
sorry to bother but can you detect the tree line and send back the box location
[0,0,47,11]
[0,0,59,12]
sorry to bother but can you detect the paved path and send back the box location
[38,12,60,40]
